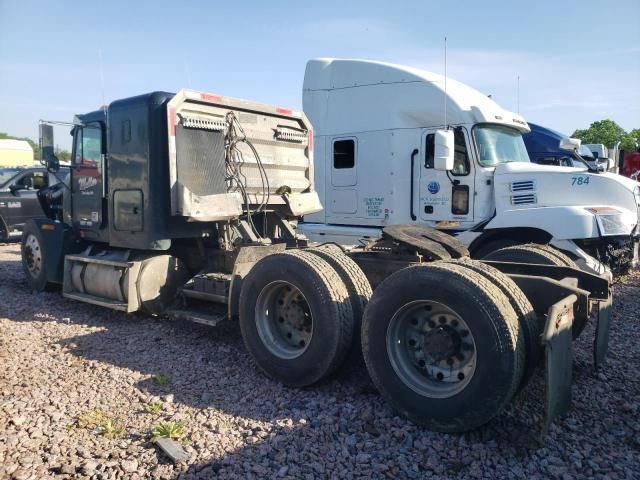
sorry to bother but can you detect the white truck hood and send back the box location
[490,162,640,238]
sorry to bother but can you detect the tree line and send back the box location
[571,120,640,153]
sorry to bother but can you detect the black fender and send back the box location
[27,219,86,284]
[227,244,287,321]
[469,227,552,257]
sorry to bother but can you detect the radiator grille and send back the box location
[175,124,227,196]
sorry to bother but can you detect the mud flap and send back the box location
[541,294,576,435]
[594,294,612,370]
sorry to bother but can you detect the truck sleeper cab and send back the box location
[299,58,640,275]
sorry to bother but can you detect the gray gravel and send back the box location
[0,240,639,480]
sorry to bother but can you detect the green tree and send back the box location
[55,147,71,162]
[571,119,627,149]
[621,128,640,152]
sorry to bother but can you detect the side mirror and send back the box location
[39,123,55,162]
[9,182,28,194]
[559,137,581,151]
[45,154,60,173]
[434,129,455,171]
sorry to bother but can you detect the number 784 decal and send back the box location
[571,176,590,186]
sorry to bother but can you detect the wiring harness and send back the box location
[224,111,271,239]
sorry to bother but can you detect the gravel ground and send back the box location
[0,241,639,480]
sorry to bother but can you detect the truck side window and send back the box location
[425,134,434,168]
[452,128,470,176]
[425,130,468,174]
[73,126,102,166]
[73,129,83,164]
[15,172,47,190]
[31,172,47,189]
[333,139,355,169]
[82,127,102,166]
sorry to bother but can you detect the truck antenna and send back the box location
[99,49,106,109]
[444,36,448,130]
[517,75,520,114]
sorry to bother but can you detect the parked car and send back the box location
[0,166,65,241]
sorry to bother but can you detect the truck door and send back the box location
[72,123,106,234]
[419,126,474,227]
[329,137,358,215]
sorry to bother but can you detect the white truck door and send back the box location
[419,127,475,227]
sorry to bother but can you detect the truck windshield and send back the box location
[473,125,530,167]
[0,168,22,188]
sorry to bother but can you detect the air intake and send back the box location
[510,180,535,192]
[511,193,537,205]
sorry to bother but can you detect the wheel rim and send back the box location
[24,233,43,279]
[255,281,313,359]
[386,300,477,398]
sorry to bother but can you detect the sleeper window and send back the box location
[333,139,355,169]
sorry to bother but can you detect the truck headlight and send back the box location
[586,207,629,236]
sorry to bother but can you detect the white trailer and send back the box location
[299,58,640,275]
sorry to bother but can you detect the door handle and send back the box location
[410,148,418,221]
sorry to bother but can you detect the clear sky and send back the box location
[1,0,639,149]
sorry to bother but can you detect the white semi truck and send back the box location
[299,59,640,275]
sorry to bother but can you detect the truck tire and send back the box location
[308,245,373,369]
[483,244,585,337]
[239,250,354,387]
[526,244,577,268]
[21,220,53,291]
[472,238,519,260]
[446,259,539,392]
[362,262,524,432]
[483,243,576,268]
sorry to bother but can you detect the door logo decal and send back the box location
[78,177,98,191]
[427,181,440,194]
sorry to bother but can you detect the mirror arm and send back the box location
[446,170,460,186]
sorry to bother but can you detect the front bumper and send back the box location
[575,233,638,276]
